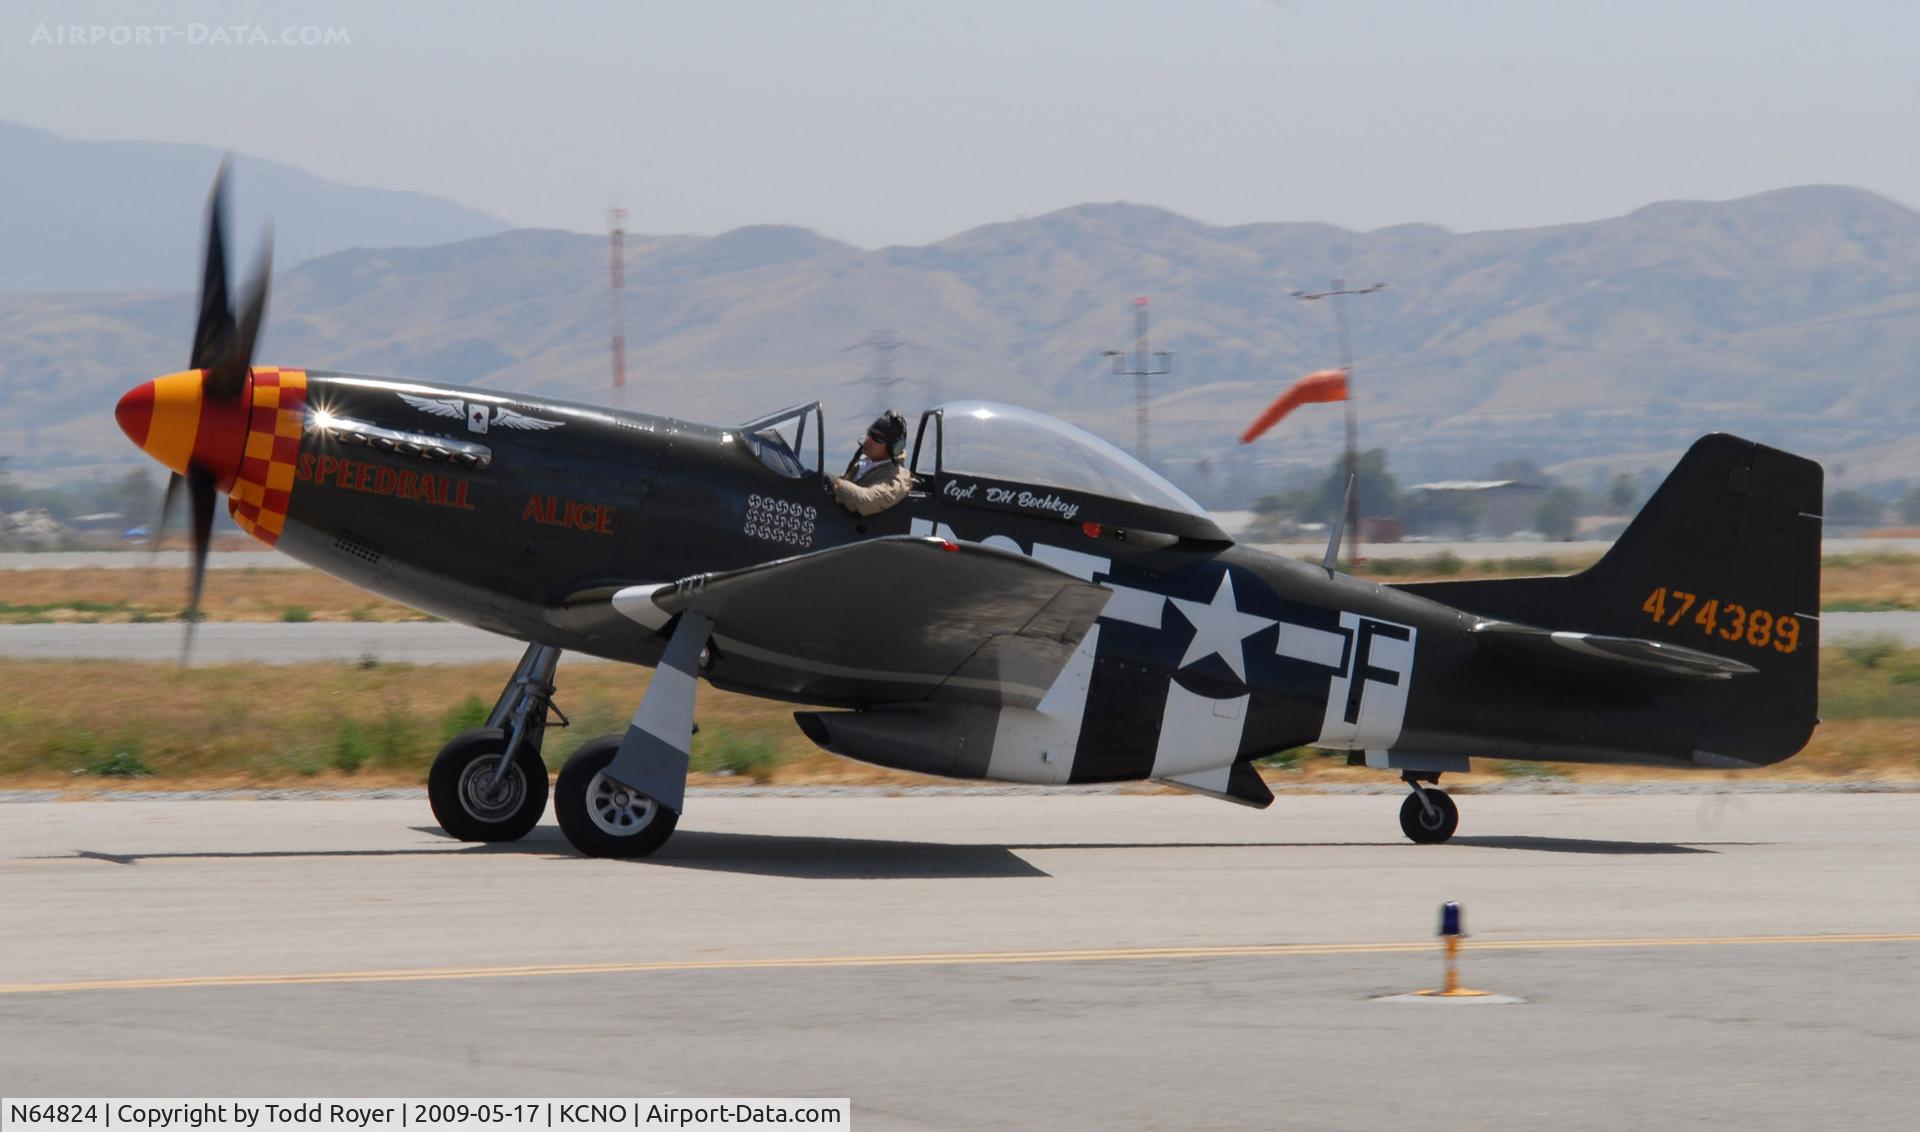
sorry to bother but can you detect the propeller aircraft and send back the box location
[113,168,1824,857]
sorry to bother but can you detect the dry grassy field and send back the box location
[1,643,1914,790]
[0,567,423,623]
[2,551,1912,624]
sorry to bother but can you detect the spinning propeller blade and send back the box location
[191,159,235,373]
[183,464,217,664]
[113,159,272,664]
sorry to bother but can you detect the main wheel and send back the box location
[1399,787,1459,844]
[554,735,680,858]
[428,727,549,842]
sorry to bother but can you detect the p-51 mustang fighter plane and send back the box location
[113,169,1823,857]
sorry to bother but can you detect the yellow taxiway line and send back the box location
[4,932,1919,996]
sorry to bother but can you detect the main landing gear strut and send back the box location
[428,642,566,842]
[553,611,711,858]
[1398,771,1459,845]
[427,619,712,859]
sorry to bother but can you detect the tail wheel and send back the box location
[554,735,680,858]
[1399,787,1459,844]
[428,728,548,842]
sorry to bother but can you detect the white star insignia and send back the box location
[1168,573,1275,681]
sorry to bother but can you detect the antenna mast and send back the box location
[845,329,921,416]
[609,206,627,410]
[1293,279,1386,564]
[1104,296,1173,466]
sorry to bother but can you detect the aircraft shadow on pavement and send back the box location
[617,832,1745,875]
[50,830,1746,871]
[54,836,575,865]
[646,829,1051,879]
[1447,835,1743,855]
[1003,838,1748,856]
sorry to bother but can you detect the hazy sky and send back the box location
[6,0,1918,247]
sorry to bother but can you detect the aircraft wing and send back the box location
[1472,620,1759,680]
[612,536,1111,708]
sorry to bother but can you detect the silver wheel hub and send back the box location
[457,756,526,823]
[587,770,657,837]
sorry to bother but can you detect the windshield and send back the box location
[738,402,820,478]
[936,401,1207,516]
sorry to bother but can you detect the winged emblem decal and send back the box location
[492,406,565,432]
[399,393,563,435]
[399,393,464,419]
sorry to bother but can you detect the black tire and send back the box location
[554,735,680,858]
[1399,788,1459,844]
[428,727,548,842]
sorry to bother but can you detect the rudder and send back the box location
[1401,434,1822,766]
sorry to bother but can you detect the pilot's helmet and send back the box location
[866,411,908,457]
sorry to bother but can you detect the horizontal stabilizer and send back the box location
[1473,620,1758,680]
[612,536,1110,708]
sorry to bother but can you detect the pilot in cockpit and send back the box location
[832,411,913,516]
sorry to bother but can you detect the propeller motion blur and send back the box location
[115,168,1825,857]
[113,160,272,660]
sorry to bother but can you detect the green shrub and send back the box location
[369,706,430,771]
[1842,636,1901,670]
[80,738,154,778]
[440,695,490,741]
[87,752,153,777]
[1821,645,1920,719]
[331,721,371,773]
[1254,747,1311,772]
[694,727,781,781]
[1824,599,1909,613]
[281,605,312,623]
[1490,760,1567,779]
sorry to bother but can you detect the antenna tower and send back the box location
[609,206,627,409]
[1104,296,1173,466]
[1293,279,1386,563]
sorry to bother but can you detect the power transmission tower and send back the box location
[609,206,627,410]
[844,330,923,416]
[1104,296,1173,466]
[1293,279,1386,564]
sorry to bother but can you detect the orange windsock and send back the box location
[1239,369,1349,444]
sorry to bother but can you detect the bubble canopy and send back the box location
[930,401,1208,518]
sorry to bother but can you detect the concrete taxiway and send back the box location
[0,620,532,663]
[3,793,1918,1128]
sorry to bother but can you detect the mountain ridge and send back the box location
[3,180,1917,499]
[0,121,511,290]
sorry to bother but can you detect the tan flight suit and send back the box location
[833,457,913,516]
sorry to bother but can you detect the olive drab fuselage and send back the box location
[260,373,1820,786]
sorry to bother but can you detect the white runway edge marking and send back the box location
[6,933,1920,996]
